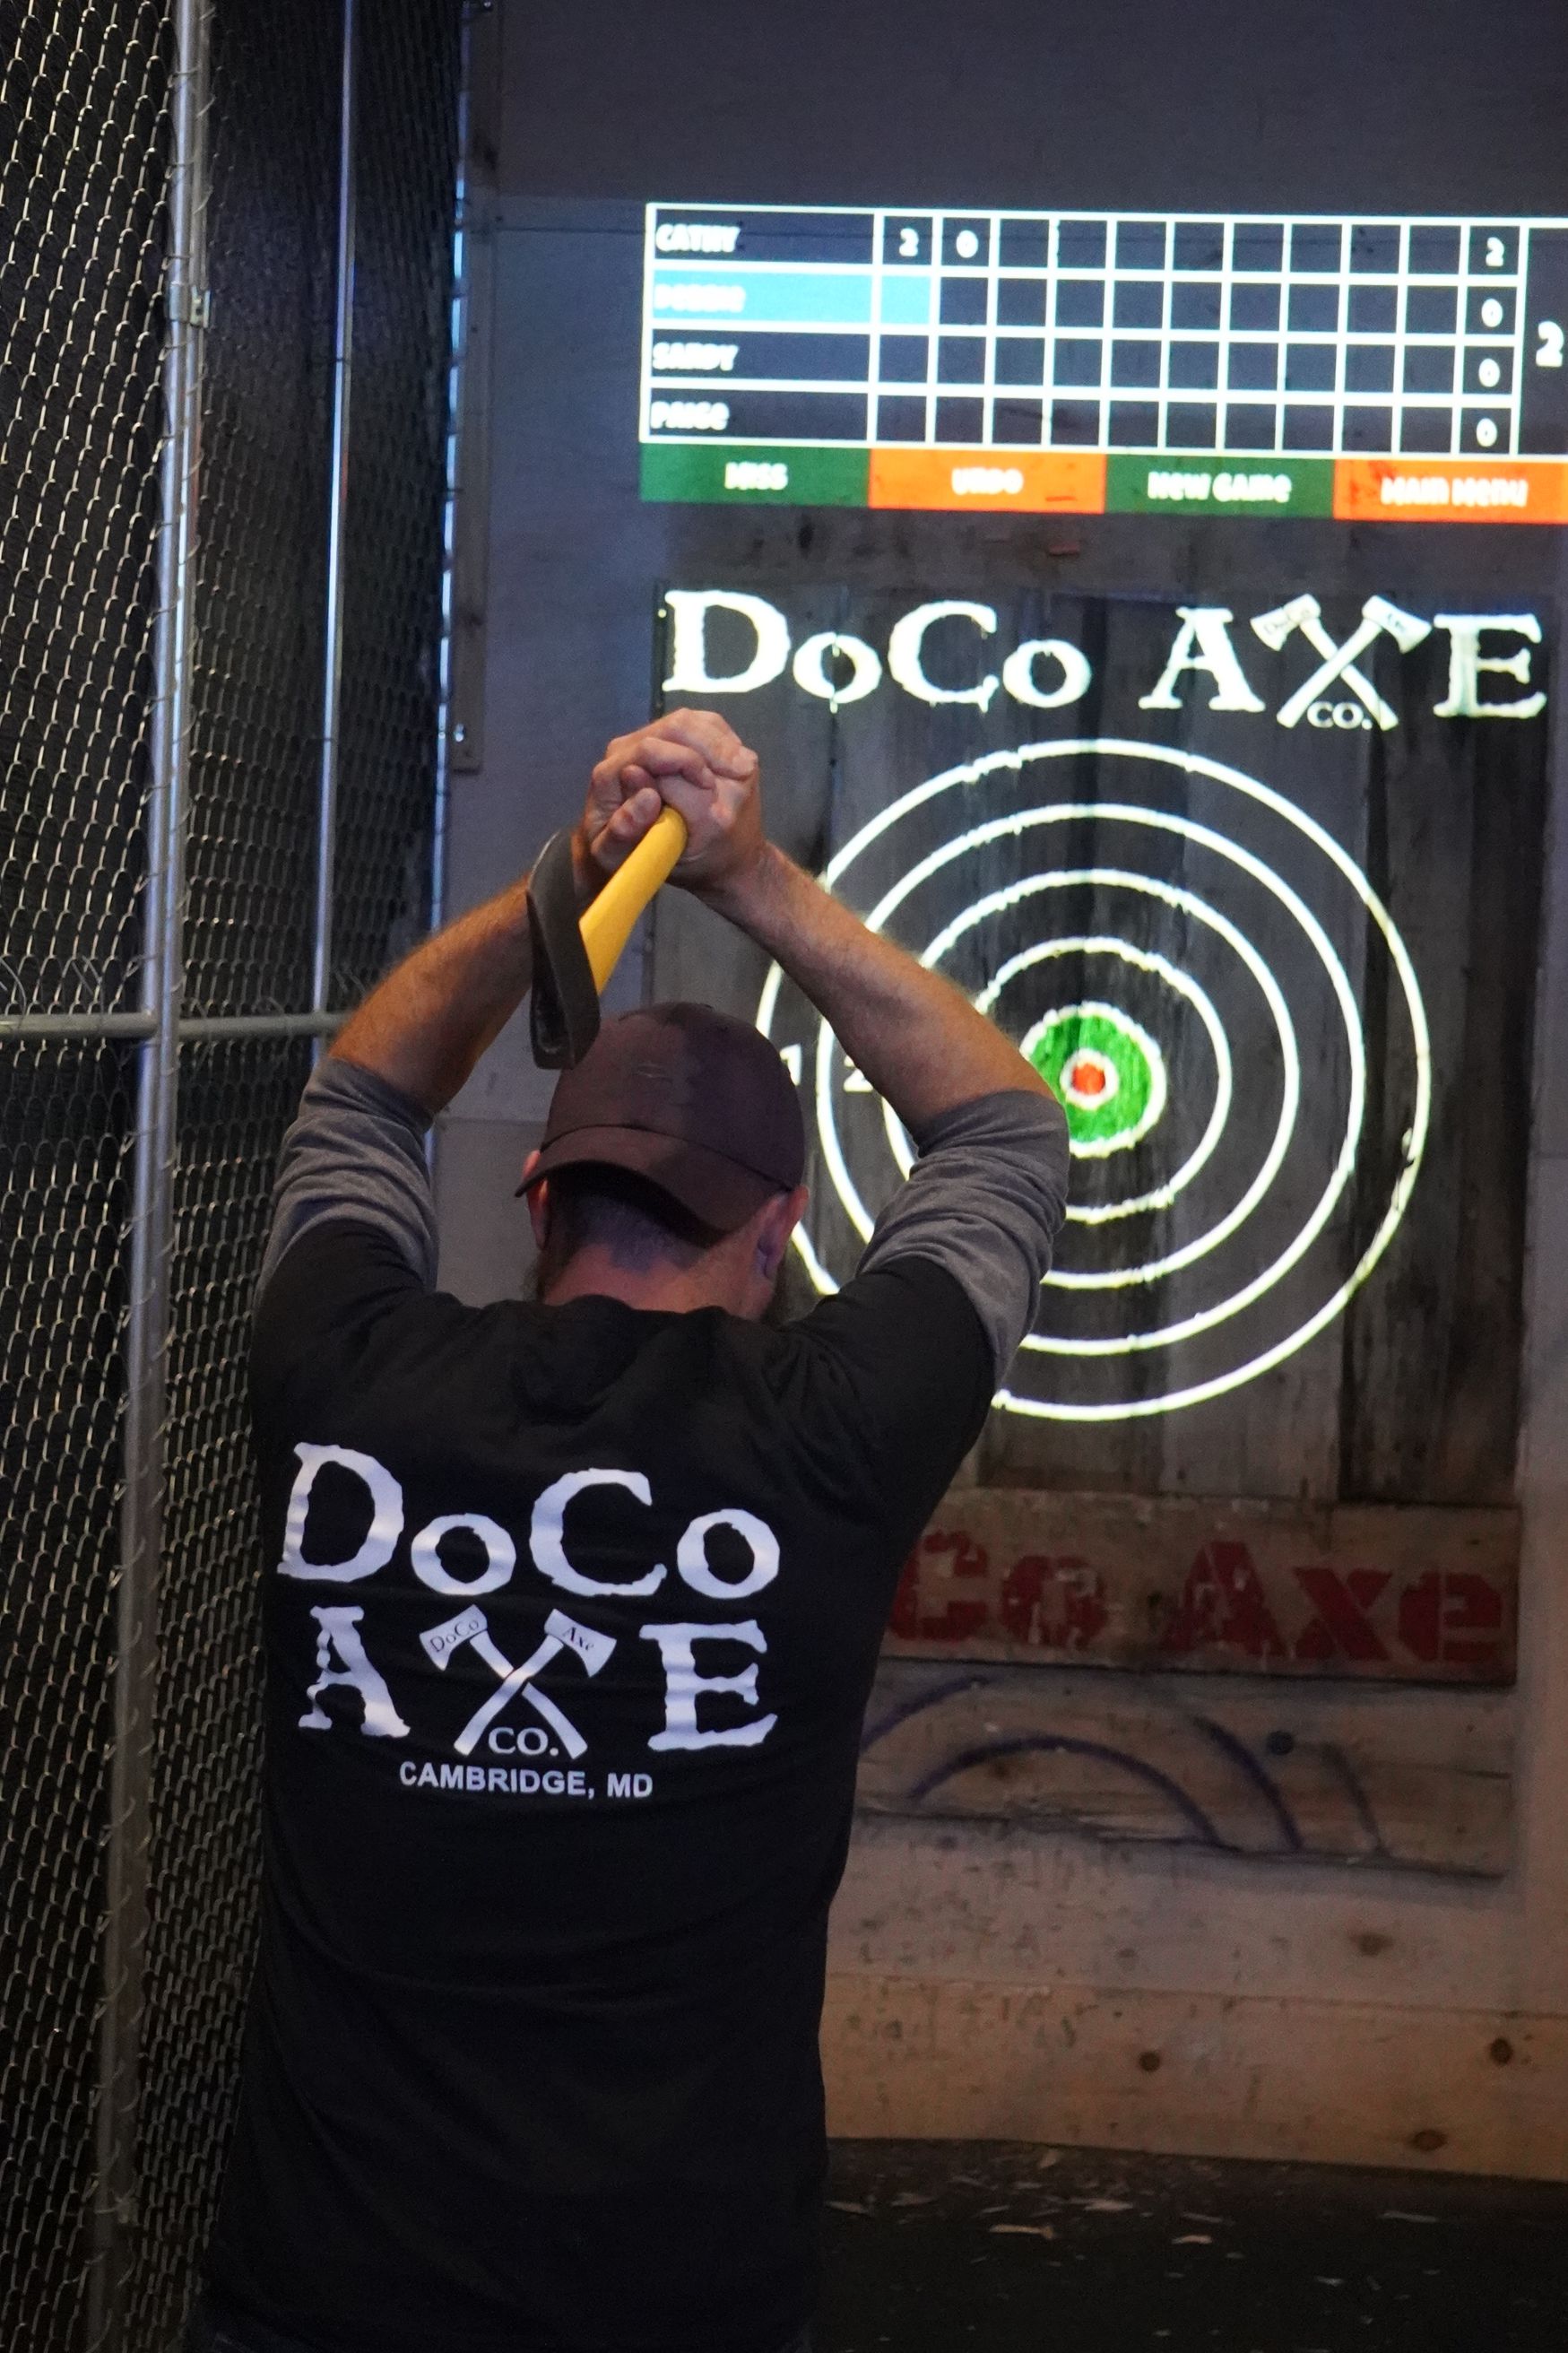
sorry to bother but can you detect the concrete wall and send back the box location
[437,0,1568,2174]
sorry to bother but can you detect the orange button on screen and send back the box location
[1334,456,1568,525]
[868,447,1106,514]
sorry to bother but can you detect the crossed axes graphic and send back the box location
[420,1603,615,1758]
[1252,593,1432,730]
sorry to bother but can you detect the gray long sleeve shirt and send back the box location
[260,1055,1069,1383]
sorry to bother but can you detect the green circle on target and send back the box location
[1026,1004,1166,1154]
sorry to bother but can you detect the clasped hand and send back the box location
[575,708,764,897]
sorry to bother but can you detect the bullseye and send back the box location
[1064,1054,1109,1099]
[1021,1002,1165,1154]
[756,738,1431,1422]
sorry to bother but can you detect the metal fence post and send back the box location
[314,0,358,1028]
[431,5,487,941]
[87,4,212,2344]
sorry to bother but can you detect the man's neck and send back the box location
[541,1246,749,1317]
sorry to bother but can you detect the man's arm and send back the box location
[635,726,1070,1379]
[590,709,1047,1131]
[330,720,741,1112]
[715,852,1068,1376]
[260,715,749,1300]
[705,845,1047,1132]
[326,869,537,1116]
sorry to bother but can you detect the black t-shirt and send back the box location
[209,1220,994,2353]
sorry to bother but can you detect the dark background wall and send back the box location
[498,0,1568,215]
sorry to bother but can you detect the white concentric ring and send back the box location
[831,851,1308,1312]
[878,904,1264,1254]
[756,738,1432,1422]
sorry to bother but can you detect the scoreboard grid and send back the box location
[639,204,1568,522]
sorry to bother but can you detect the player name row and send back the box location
[645,340,1522,403]
[647,214,1539,276]
[648,285,1523,334]
[645,386,1520,438]
[642,401,1529,469]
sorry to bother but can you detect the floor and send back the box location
[819,2142,1567,2352]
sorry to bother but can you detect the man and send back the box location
[199,709,1069,2353]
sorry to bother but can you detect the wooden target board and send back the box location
[650,583,1548,1871]
[654,584,1546,1504]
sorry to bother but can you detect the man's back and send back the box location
[211,1215,997,2353]
[198,709,1068,2353]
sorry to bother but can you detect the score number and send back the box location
[893,223,983,259]
[1483,231,1561,370]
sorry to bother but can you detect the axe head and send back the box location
[1362,595,1432,652]
[1251,592,1321,650]
[526,828,601,1070]
[421,1604,489,1667]
[545,1609,616,1676]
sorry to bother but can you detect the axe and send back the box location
[526,804,689,1068]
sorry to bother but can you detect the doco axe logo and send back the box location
[277,1444,785,1791]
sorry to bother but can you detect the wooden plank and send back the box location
[857,1659,1512,1876]
[1338,628,1549,1505]
[821,1974,1568,2180]
[884,1487,1519,1683]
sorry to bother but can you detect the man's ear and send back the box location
[521,1151,550,1250]
[755,1184,810,1281]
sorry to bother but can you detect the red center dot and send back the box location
[1068,1056,1106,1097]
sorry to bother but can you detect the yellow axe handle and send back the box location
[579,803,689,993]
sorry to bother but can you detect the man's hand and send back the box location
[578,709,764,898]
[332,710,764,1115]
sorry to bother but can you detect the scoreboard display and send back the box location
[639,204,1568,522]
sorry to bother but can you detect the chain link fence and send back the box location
[0,5,465,2349]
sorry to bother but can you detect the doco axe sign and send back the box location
[661,587,1546,729]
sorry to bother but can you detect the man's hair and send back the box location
[536,1163,723,1293]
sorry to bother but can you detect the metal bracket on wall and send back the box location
[167,282,211,327]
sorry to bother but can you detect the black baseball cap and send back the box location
[519,1003,806,1234]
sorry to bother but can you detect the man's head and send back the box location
[518,1003,808,1320]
